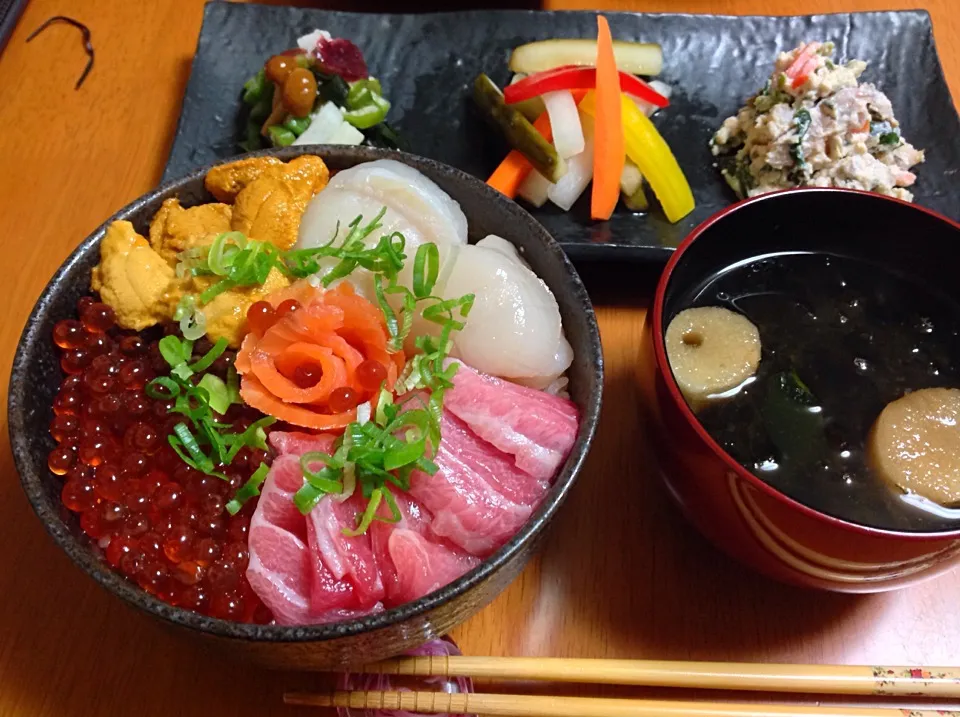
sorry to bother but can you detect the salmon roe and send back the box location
[49,299,274,624]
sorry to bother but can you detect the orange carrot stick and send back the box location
[487,90,589,198]
[591,15,625,221]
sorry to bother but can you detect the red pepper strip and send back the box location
[503,65,668,109]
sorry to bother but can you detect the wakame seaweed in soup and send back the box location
[678,251,960,533]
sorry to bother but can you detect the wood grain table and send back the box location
[1,1,958,715]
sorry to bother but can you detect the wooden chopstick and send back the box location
[284,689,955,716]
[341,656,960,698]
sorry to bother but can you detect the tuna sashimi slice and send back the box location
[254,454,309,539]
[387,529,480,605]
[308,492,385,608]
[371,492,479,605]
[443,360,579,480]
[439,411,548,507]
[269,430,336,457]
[409,414,534,556]
[305,512,362,613]
[247,455,316,625]
[246,523,312,625]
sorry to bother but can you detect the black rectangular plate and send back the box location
[164,3,960,263]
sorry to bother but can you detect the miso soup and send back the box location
[673,251,960,532]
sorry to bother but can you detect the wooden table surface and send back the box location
[2,1,959,715]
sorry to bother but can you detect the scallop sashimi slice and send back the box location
[869,387,960,506]
[328,159,468,248]
[439,242,573,385]
[443,360,579,481]
[296,160,467,299]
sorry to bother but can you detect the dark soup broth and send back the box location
[676,251,960,532]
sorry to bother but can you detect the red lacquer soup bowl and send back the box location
[639,188,960,593]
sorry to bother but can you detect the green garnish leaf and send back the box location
[158,335,194,368]
[198,373,231,415]
[761,370,827,467]
[171,363,194,381]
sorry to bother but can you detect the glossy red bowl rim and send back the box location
[651,186,960,541]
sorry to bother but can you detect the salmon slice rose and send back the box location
[235,282,404,430]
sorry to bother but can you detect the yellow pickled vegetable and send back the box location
[581,92,694,223]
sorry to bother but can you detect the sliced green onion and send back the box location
[145,376,181,400]
[224,416,277,463]
[226,462,270,515]
[412,243,440,298]
[373,274,400,349]
[173,293,196,319]
[379,485,402,523]
[293,482,325,514]
[340,462,357,500]
[189,337,229,372]
[226,366,241,404]
[199,278,236,305]
[342,488,383,536]
[199,417,228,465]
[173,422,208,466]
[301,465,345,495]
[375,387,394,426]
[383,439,425,472]
[207,232,247,276]
[302,449,343,471]
[180,307,207,341]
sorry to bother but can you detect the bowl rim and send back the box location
[9,145,604,643]
[651,186,960,541]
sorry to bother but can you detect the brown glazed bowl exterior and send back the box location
[639,188,960,593]
[9,146,603,667]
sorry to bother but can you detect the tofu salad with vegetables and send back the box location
[712,42,925,201]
